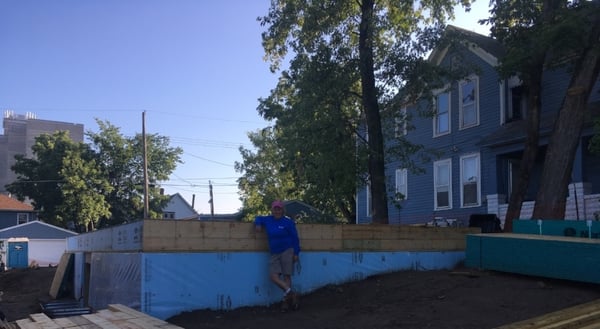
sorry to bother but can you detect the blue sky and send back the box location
[0,1,490,215]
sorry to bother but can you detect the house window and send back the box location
[163,212,175,219]
[17,213,29,225]
[503,76,527,123]
[434,92,450,136]
[434,159,452,210]
[461,154,481,207]
[459,77,479,129]
[395,107,408,138]
[508,85,527,122]
[395,168,407,200]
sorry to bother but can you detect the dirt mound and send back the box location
[168,268,600,329]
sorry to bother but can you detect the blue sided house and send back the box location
[0,194,38,229]
[356,25,600,227]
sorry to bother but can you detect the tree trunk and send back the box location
[359,0,388,224]
[503,74,542,232]
[503,0,556,231]
[533,19,600,219]
[338,195,356,223]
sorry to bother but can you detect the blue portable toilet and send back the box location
[7,238,28,268]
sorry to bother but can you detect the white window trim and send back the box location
[458,76,480,129]
[499,80,506,125]
[395,168,408,200]
[17,213,29,225]
[433,90,451,137]
[366,182,372,217]
[433,159,452,210]
[460,153,481,208]
[500,76,523,125]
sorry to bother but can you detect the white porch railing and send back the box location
[487,182,600,227]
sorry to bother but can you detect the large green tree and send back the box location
[236,127,300,221]
[87,120,183,226]
[247,44,365,223]
[59,148,113,230]
[259,0,472,223]
[7,120,183,229]
[7,131,112,229]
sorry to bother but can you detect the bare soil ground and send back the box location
[168,266,600,329]
[0,267,56,322]
[2,265,600,329]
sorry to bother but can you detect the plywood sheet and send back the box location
[496,298,600,329]
[13,304,183,329]
[139,220,474,252]
[49,253,73,299]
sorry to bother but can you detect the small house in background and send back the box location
[282,200,333,223]
[0,220,78,269]
[161,193,199,220]
[0,194,38,229]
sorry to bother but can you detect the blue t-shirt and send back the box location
[255,215,300,255]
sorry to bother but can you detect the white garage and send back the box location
[0,221,78,269]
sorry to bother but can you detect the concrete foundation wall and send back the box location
[66,221,477,320]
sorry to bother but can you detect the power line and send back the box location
[184,152,235,167]
[1,107,266,125]
[161,182,238,188]
[169,137,250,149]
[169,174,240,182]
[9,179,65,183]
[165,184,239,194]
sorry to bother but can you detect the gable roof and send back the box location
[163,193,199,218]
[429,25,504,67]
[0,220,77,239]
[168,193,196,209]
[281,200,334,222]
[0,194,34,212]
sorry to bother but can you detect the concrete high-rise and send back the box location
[0,111,84,193]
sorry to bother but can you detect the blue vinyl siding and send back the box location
[355,185,369,224]
[0,211,38,229]
[0,221,77,239]
[357,28,600,225]
[590,79,600,103]
[540,68,574,114]
[385,47,499,225]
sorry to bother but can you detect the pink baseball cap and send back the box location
[271,200,284,209]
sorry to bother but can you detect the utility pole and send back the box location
[209,180,214,219]
[142,111,149,219]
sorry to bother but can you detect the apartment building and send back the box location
[0,111,84,193]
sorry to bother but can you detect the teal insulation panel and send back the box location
[513,219,600,238]
[466,233,600,285]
